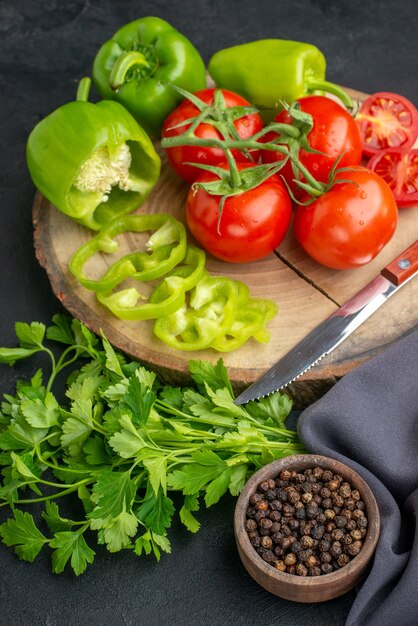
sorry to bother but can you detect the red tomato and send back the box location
[367,148,418,207]
[293,166,398,269]
[356,92,418,157]
[261,96,363,195]
[162,89,264,183]
[186,162,292,263]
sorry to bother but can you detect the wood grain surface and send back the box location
[32,87,418,407]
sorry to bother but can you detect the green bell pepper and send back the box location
[208,39,353,112]
[69,213,187,291]
[96,245,206,321]
[26,78,161,230]
[92,16,206,137]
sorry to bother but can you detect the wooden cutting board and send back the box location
[32,87,418,407]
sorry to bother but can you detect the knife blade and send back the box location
[234,240,418,405]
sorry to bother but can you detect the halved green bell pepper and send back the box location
[208,39,353,112]
[92,16,206,137]
[68,213,187,291]
[26,78,161,230]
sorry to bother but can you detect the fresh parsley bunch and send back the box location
[0,315,304,575]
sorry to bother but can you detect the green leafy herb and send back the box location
[0,315,304,575]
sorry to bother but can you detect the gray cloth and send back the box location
[298,329,418,626]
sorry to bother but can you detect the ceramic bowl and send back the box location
[234,454,380,603]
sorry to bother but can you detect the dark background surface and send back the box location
[0,1,417,624]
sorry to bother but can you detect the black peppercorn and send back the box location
[319,538,330,551]
[284,553,297,566]
[288,518,300,531]
[298,549,313,562]
[337,554,351,567]
[260,535,273,549]
[291,540,303,554]
[296,563,308,576]
[321,563,334,574]
[347,540,363,556]
[311,524,325,540]
[320,551,332,563]
[282,503,295,517]
[245,519,257,532]
[329,541,342,558]
[356,517,368,529]
[300,535,314,549]
[306,502,319,519]
[259,517,273,530]
[249,492,263,505]
[280,470,292,481]
[265,489,277,501]
[254,510,267,523]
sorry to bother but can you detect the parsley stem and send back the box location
[2,480,92,505]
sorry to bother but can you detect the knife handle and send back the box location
[381,240,418,286]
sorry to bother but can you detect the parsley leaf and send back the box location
[0,510,48,561]
[50,530,95,575]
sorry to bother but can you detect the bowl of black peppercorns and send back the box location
[234,454,380,603]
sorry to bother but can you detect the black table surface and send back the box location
[1,1,417,624]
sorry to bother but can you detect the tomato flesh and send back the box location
[367,148,418,207]
[356,92,418,157]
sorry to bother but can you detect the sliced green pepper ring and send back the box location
[69,213,187,292]
[211,297,279,352]
[153,274,239,351]
[149,245,206,301]
[96,244,206,321]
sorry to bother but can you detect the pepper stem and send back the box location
[110,50,150,90]
[76,77,92,102]
[307,79,353,110]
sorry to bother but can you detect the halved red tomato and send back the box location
[367,148,418,207]
[356,92,418,157]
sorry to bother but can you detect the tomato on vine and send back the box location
[293,166,398,269]
[186,162,292,263]
[162,88,264,183]
[261,95,363,196]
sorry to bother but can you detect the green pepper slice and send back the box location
[208,39,353,112]
[153,274,239,351]
[69,213,186,291]
[96,245,206,321]
[211,296,278,352]
[92,16,206,137]
[26,78,161,230]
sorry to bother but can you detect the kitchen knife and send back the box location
[234,240,418,405]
